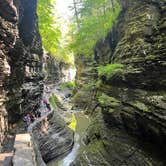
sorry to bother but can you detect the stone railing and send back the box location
[12,110,54,166]
[28,110,54,166]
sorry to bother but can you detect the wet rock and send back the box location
[72,111,165,166]
[32,111,74,163]
[73,0,166,165]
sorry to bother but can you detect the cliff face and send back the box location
[0,0,18,149]
[73,0,166,165]
[0,0,43,150]
[97,0,166,150]
[43,54,61,83]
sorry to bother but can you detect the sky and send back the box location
[54,0,74,36]
[55,0,73,21]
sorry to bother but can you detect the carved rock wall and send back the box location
[0,0,43,150]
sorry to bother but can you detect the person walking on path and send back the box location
[42,98,51,111]
[23,114,31,126]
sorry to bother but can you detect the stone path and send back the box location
[0,153,13,166]
[12,134,36,166]
[0,84,71,166]
[11,85,56,166]
[0,85,53,166]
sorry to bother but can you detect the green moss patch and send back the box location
[98,63,124,80]
[132,101,149,112]
[98,93,120,108]
[59,81,76,91]
[72,82,96,106]
[49,94,58,109]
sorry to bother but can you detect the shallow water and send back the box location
[48,111,90,166]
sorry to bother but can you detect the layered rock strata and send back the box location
[43,53,61,83]
[0,0,43,150]
[32,111,74,163]
[0,0,18,149]
[73,0,166,165]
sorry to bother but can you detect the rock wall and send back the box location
[0,0,18,149]
[73,0,166,165]
[32,111,74,163]
[43,53,61,83]
[43,54,76,84]
[0,0,43,150]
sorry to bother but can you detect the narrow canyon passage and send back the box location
[0,0,166,166]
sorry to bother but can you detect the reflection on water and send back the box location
[48,112,90,166]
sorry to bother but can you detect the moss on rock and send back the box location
[98,63,124,81]
[98,93,120,108]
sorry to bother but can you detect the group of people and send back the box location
[23,112,36,126]
[23,98,51,126]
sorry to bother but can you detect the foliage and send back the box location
[37,0,121,63]
[37,0,61,54]
[55,48,75,65]
[98,93,120,108]
[37,0,74,64]
[98,63,124,80]
[59,81,76,91]
[69,0,121,57]
[49,93,58,109]
[72,89,90,105]
[72,82,96,105]
[96,80,103,88]
[132,101,149,112]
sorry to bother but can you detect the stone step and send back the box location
[0,153,13,166]
[12,134,36,166]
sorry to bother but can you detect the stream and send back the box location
[47,85,90,166]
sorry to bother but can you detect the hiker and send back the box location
[46,102,51,111]
[36,109,41,117]
[23,114,31,126]
[33,108,41,118]
[32,105,39,117]
[43,98,51,111]
[45,86,50,93]
[42,98,47,105]
[29,112,35,122]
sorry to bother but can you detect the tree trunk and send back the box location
[110,0,115,12]
[73,0,80,29]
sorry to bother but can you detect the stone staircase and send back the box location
[0,134,36,166]
[12,134,36,166]
[0,153,13,166]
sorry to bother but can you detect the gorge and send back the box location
[0,0,166,166]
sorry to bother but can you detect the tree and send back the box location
[110,0,115,11]
[68,0,121,57]
[72,0,80,29]
[37,0,61,55]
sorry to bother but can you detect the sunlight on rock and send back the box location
[41,118,49,134]
[68,114,77,132]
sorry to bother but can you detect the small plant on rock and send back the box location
[98,63,124,80]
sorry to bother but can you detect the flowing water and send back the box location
[46,83,90,166]
[48,111,90,166]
